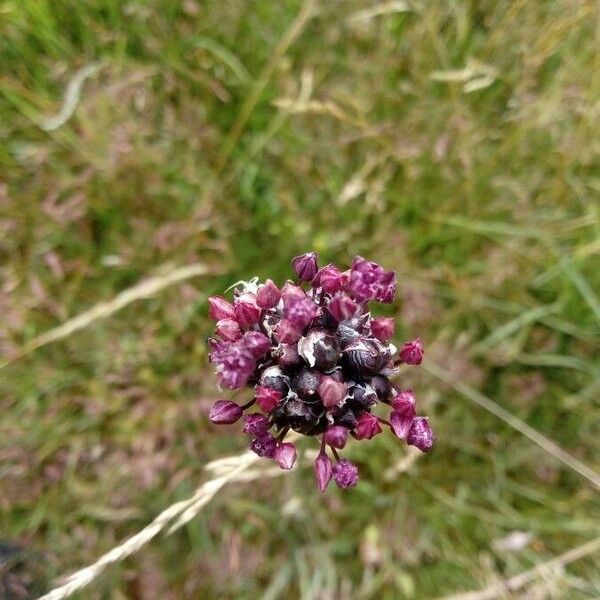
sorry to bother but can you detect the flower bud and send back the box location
[398,338,424,365]
[250,433,277,458]
[407,416,434,452]
[314,264,345,293]
[318,376,348,409]
[242,413,269,435]
[234,293,261,327]
[292,368,322,401]
[208,296,236,321]
[209,400,243,424]
[274,319,302,344]
[215,318,242,341]
[390,390,416,439]
[324,425,348,449]
[332,459,359,489]
[280,281,305,298]
[376,271,396,303]
[292,251,319,282]
[328,294,358,322]
[342,337,391,376]
[256,386,283,412]
[298,329,341,371]
[355,412,382,439]
[370,317,395,342]
[391,389,416,411]
[283,295,318,329]
[274,442,297,470]
[314,451,333,492]
[243,331,271,359]
[256,278,281,308]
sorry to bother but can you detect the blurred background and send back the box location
[1,1,599,598]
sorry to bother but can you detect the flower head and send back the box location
[207,253,434,490]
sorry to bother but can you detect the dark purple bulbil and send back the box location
[207,253,434,491]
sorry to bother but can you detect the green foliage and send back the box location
[1,0,599,597]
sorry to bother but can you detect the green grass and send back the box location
[1,0,599,597]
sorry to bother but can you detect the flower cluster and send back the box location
[207,253,434,491]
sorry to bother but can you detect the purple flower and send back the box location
[389,389,416,439]
[398,338,424,365]
[370,317,394,342]
[256,279,281,308]
[251,433,277,458]
[243,331,271,359]
[355,412,382,439]
[207,253,433,491]
[348,256,385,302]
[274,319,302,344]
[376,271,397,303]
[333,459,359,489]
[328,294,358,322]
[292,252,319,282]
[234,293,261,327]
[324,425,348,449]
[407,417,434,452]
[318,376,348,409]
[391,389,416,411]
[314,264,345,293]
[280,281,305,298]
[243,413,269,435]
[256,386,283,412]
[213,342,256,389]
[215,318,242,342]
[283,294,318,329]
[274,442,297,470]
[314,451,333,493]
[208,296,236,321]
[209,400,243,424]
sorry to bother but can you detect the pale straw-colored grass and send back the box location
[436,535,600,600]
[37,449,261,600]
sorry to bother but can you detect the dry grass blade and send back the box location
[422,359,600,491]
[36,449,260,600]
[435,535,600,600]
[1,263,211,371]
[40,62,102,131]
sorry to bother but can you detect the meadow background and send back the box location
[1,0,599,598]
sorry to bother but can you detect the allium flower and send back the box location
[207,253,435,488]
[332,459,359,489]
